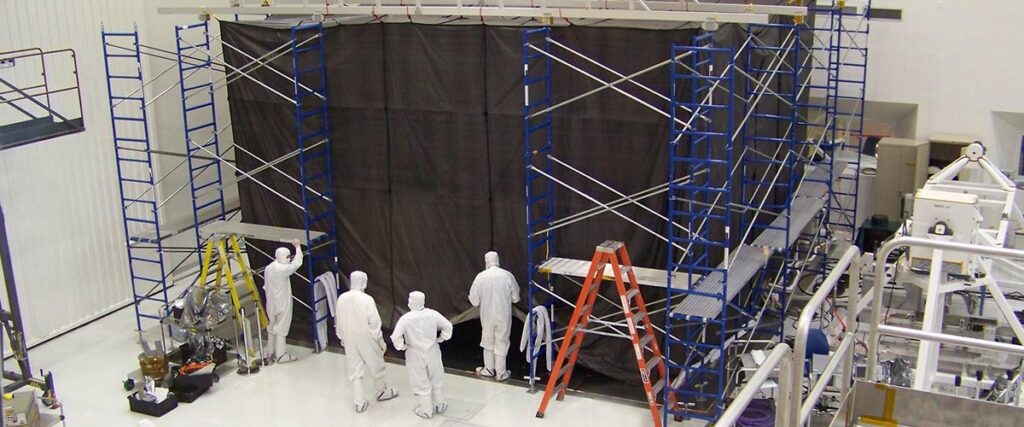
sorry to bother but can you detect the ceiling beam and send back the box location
[158,2,807,24]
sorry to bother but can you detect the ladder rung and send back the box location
[645,355,663,374]
[579,303,593,315]
[186,122,215,133]
[116,137,149,144]
[626,288,640,301]
[185,101,213,112]
[180,61,211,72]
[182,83,211,92]
[554,382,568,397]
[640,333,655,349]
[556,360,573,380]
[565,342,581,359]
[632,311,646,326]
[651,377,667,397]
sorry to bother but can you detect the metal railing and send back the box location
[717,344,793,426]
[789,246,862,425]
[717,246,862,426]
[866,237,1024,379]
[722,237,1024,425]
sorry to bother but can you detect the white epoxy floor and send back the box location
[15,306,666,427]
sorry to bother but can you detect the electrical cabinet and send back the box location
[875,137,929,219]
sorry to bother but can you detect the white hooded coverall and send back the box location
[336,271,394,406]
[469,251,520,377]
[264,244,303,359]
[391,291,453,417]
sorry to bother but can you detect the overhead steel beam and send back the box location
[157,3,805,24]
[158,1,807,16]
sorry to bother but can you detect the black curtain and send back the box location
[222,21,788,385]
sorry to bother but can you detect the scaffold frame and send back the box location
[101,20,339,352]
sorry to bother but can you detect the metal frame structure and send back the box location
[0,47,85,150]
[666,32,736,420]
[148,2,873,422]
[102,28,173,332]
[519,1,873,423]
[100,21,339,351]
[158,1,807,26]
[176,22,229,252]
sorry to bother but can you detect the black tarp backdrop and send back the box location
[222,21,793,393]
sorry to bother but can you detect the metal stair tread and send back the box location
[671,161,847,320]
[670,244,771,319]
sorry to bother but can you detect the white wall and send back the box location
[0,0,147,345]
[866,0,1024,171]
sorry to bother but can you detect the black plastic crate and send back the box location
[128,393,178,417]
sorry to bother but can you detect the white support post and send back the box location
[914,249,946,391]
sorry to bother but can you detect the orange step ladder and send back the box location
[535,240,669,427]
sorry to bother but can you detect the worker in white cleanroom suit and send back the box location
[391,291,453,419]
[469,251,520,382]
[336,271,398,413]
[264,239,303,364]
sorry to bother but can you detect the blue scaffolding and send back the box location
[786,0,872,289]
[290,22,338,351]
[175,21,228,252]
[664,33,736,422]
[739,22,804,339]
[513,6,872,423]
[102,21,339,341]
[522,27,555,389]
[827,1,871,240]
[102,27,170,331]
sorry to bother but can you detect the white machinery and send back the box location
[716,143,1024,426]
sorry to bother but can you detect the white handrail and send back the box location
[876,325,1024,357]
[866,237,1024,379]
[716,344,793,427]
[790,246,862,425]
[799,333,855,424]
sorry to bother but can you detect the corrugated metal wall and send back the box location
[0,0,147,345]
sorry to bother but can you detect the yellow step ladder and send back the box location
[196,234,268,329]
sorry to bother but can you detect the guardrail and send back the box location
[789,246,862,425]
[717,344,792,426]
[866,237,1024,379]
[717,246,863,426]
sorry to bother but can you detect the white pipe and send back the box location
[799,335,855,425]
[867,237,1024,379]
[877,325,1024,357]
[791,245,861,426]
[528,165,686,253]
[717,343,792,427]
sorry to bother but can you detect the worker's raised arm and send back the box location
[284,239,303,273]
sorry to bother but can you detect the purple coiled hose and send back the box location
[737,398,775,427]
